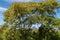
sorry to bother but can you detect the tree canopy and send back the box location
[4,0,60,28]
[0,0,60,40]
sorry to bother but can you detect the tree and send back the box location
[3,0,60,40]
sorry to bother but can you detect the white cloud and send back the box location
[0,7,7,25]
[5,0,32,3]
[0,7,7,12]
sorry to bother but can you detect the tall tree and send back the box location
[4,0,59,28]
[3,0,60,40]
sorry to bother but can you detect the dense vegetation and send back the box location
[0,0,60,40]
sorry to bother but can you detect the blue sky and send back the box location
[0,0,60,25]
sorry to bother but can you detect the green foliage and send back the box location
[0,0,60,40]
[53,19,60,28]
